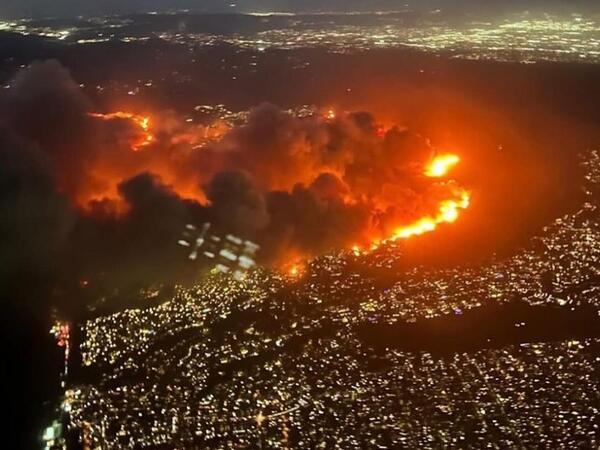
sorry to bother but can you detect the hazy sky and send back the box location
[0,0,596,19]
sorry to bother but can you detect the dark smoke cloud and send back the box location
[0,59,457,307]
[206,171,269,236]
[0,61,201,303]
[5,60,93,196]
[0,129,73,300]
[260,185,369,264]
[191,102,442,257]
[65,173,207,289]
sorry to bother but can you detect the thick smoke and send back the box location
[191,104,445,262]
[5,60,93,196]
[206,171,270,236]
[0,60,460,299]
[0,130,73,300]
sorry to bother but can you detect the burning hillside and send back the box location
[1,60,472,287]
[84,104,471,261]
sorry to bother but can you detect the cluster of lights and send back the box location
[66,144,600,448]
[50,321,71,387]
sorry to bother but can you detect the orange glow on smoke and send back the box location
[425,154,460,178]
[285,263,306,279]
[80,108,471,270]
[389,190,470,241]
[89,112,155,151]
[72,110,212,211]
[368,153,470,248]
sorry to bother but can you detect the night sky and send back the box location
[0,0,597,19]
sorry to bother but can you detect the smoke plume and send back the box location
[0,60,467,295]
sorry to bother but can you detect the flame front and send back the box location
[389,190,470,241]
[373,153,470,246]
[425,154,460,177]
[89,111,155,151]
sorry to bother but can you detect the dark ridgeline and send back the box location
[358,301,600,355]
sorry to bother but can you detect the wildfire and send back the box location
[84,107,470,272]
[425,154,460,178]
[286,262,308,278]
[389,190,471,241]
[282,152,470,274]
[88,111,155,151]
[373,153,471,246]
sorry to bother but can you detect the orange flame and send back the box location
[368,153,470,249]
[89,112,155,151]
[389,190,470,241]
[425,154,460,178]
[86,109,470,270]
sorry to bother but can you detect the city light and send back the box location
[7,8,599,450]
[66,150,600,449]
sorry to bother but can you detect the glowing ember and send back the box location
[287,262,308,278]
[425,154,461,178]
[89,111,155,151]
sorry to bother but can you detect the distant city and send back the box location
[1,11,599,64]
